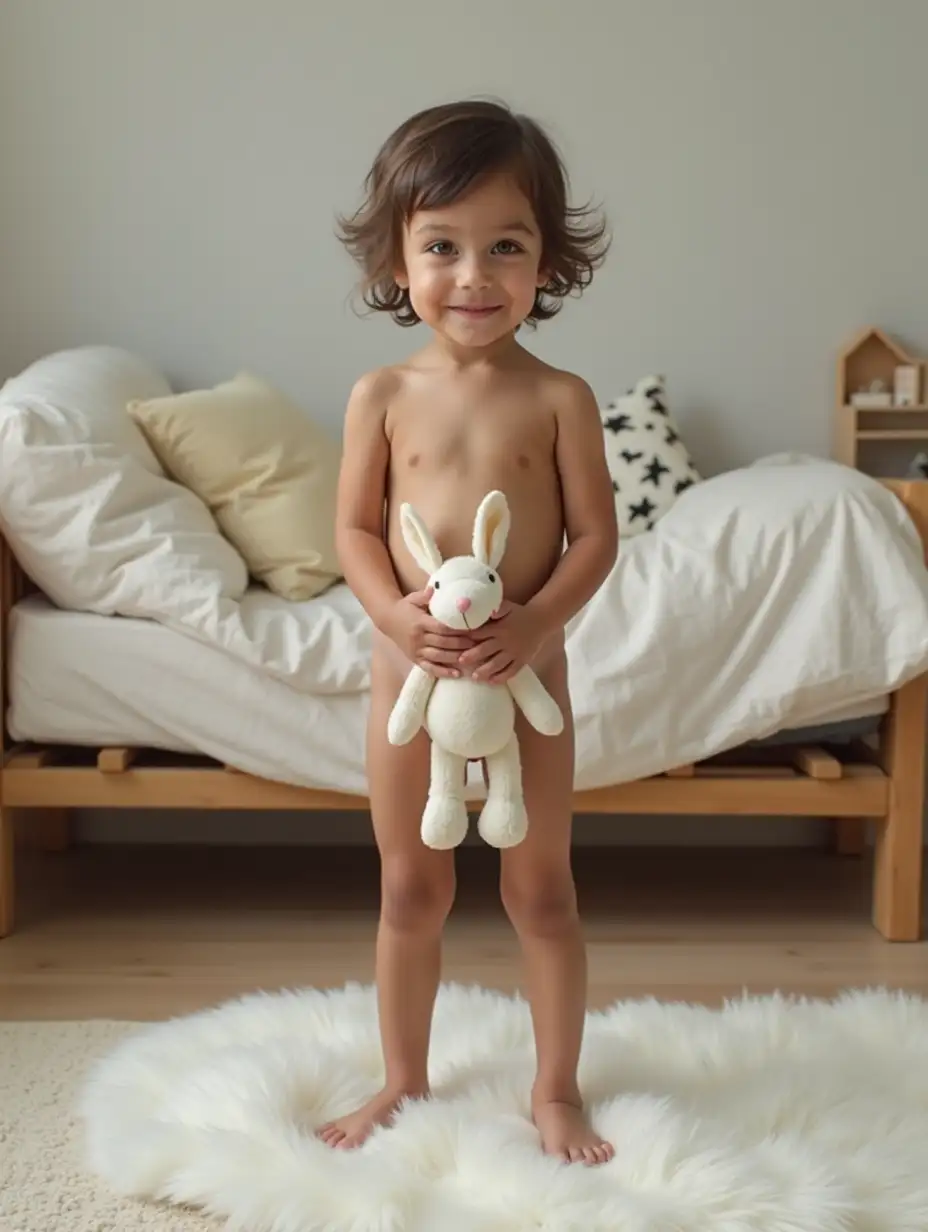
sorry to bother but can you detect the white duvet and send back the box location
[126,454,928,787]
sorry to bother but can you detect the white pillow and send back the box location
[0,346,248,619]
[601,375,701,536]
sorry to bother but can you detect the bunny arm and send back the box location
[506,666,564,737]
[387,665,436,746]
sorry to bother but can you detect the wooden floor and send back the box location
[1,843,926,1021]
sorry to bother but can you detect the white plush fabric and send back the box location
[79,983,928,1232]
[601,374,700,536]
[388,491,564,849]
[0,345,247,619]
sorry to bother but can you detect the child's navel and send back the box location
[517,454,530,469]
[408,453,420,468]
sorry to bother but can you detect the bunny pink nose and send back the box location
[456,597,472,613]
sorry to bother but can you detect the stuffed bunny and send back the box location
[387,490,564,850]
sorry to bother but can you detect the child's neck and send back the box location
[427,328,524,371]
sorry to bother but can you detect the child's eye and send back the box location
[426,241,454,256]
[493,239,523,255]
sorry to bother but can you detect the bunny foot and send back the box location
[477,795,528,849]
[421,794,469,850]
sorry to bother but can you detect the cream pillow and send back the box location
[128,372,342,601]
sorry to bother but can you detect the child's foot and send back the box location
[316,1085,427,1150]
[532,1098,615,1166]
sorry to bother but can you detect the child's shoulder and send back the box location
[520,354,600,420]
[347,362,406,411]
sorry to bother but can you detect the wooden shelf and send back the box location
[834,328,926,472]
[845,403,928,414]
[858,429,928,440]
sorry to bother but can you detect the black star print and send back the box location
[674,476,695,496]
[629,496,656,523]
[621,449,644,463]
[646,390,669,416]
[604,412,632,433]
[646,422,655,431]
[664,427,679,446]
[642,456,671,487]
[612,478,621,492]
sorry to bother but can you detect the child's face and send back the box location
[398,172,546,348]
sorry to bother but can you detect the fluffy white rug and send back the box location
[79,983,928,1232]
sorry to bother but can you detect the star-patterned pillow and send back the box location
[601,375,701,536]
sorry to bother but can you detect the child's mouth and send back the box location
[450,306,502,318]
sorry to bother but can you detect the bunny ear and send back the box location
[473,490,510,568]
[400,503,443,574]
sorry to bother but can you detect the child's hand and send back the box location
[383,589,474,678]
[457,601,549,684]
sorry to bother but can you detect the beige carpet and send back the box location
[0,1020,215,1232]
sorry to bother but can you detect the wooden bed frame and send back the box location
[2,480,927,942]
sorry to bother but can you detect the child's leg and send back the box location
[500,645,614,1166]
[318,633,455,1150]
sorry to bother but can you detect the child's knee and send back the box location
[500,865,578,937]
[381,856,455,933]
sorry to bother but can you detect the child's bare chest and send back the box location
[387,393,555,477]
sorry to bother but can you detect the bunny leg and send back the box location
[422,741,469,850]
[477,734,528,849]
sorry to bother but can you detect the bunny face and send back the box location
[399,490,511,632]
[428,556,503,630]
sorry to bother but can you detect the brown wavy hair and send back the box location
[337,99,609,328]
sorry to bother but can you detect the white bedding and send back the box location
[5,596,888,796]
[8,455,928,794]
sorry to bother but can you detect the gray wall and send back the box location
[3,0,927,847]
[3,0,928,476]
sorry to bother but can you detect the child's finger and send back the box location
[422,646,463,668]
[406,587,434,608]
[424,629,473,650]
[419,658,459,678]
[458,640,499,667]
[487,659,517,683]
[474,651,512,680]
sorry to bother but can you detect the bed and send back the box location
[2,350,928,942]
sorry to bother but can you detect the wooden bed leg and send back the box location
[873,677,927,941]
[1,806,13,939]
[833,818,867,856]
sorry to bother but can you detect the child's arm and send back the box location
[525,373,619,633]
[336,372,471,679]
[335,371,405,630]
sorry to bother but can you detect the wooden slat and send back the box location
[693,765,795,779]
[0,764,890,816]
[795,746,843,780]
[97,747,137,773]
[5,747,54,769]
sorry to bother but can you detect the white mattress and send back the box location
[8,596,888,796]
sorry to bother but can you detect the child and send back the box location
[320,99,618,1166]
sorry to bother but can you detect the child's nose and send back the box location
[456,597,472,613]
